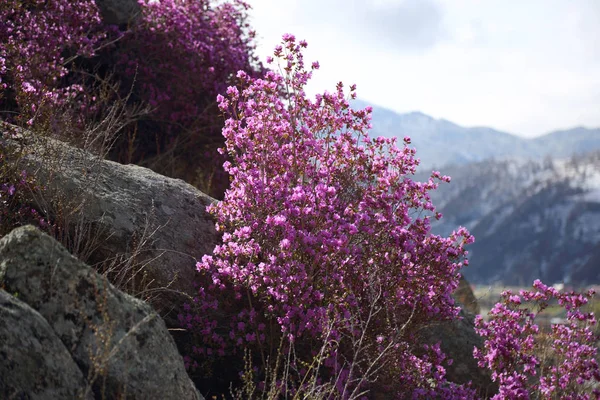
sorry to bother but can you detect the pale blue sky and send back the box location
[248,0,600,137]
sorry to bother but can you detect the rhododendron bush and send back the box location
[116,0,259,129]
[0,0,106,126]
[0,0,262,197]
[181,35,476,397]
[110,0,263,195]
[475,280,600,399]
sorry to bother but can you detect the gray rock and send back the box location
[418,309,497,397]
[2,124,219,328]
[94,0,141,25]
[0,289,93,400]
[0,225,202,400]
[453,276,481,315]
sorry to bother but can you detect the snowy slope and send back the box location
[419,151,600,285]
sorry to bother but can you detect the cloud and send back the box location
[248,0,600,137]
[366,0,445,50]
[292,0,446,52]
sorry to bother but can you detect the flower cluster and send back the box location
[181,35,474,397]
[109,0,263,195]
[0,0,106,125]
[474,279,600,399]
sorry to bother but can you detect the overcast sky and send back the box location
[247,0,600,138]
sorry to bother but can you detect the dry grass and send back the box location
[1,71,190,396]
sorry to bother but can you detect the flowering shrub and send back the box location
[109,0,263,196]
[1,0,262,197]
[474,280,600,399]
[0,0,106,126]
[181,35,475,397]
[115,0,259,128]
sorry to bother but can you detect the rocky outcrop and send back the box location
[0,225,202,399]
[0,290,93,400]
[419,308,496,397]
[454,275,481,315]
[2,124,219,329]
[94,0,141,25]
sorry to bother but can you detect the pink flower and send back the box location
[21,81,36,93]
[475,281,599,398]
[279,238,290,249]
[188,35,475,397]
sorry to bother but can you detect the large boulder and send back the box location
[0,290,93,400]
[0,225,202,400]
[2,123,219,329]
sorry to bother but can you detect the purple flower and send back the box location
[188,35,475,397]
[475,281,600,398]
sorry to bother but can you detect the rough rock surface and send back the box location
[94,0,141,25]
[0,225,202,400]
[419,308,497,397]
[454,275,481,315]
[2,124,219,328]
[0,289,93,400]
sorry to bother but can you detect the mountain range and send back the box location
[357,100,600,286]
[355,99,600,170]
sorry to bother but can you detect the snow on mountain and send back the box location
[418,152,600,286]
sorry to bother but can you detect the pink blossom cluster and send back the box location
[474,279,600,399]
[411,343,478,399]
[181,35,475,396]
[0,0,106,124]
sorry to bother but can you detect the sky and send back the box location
[247,0,600,138]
